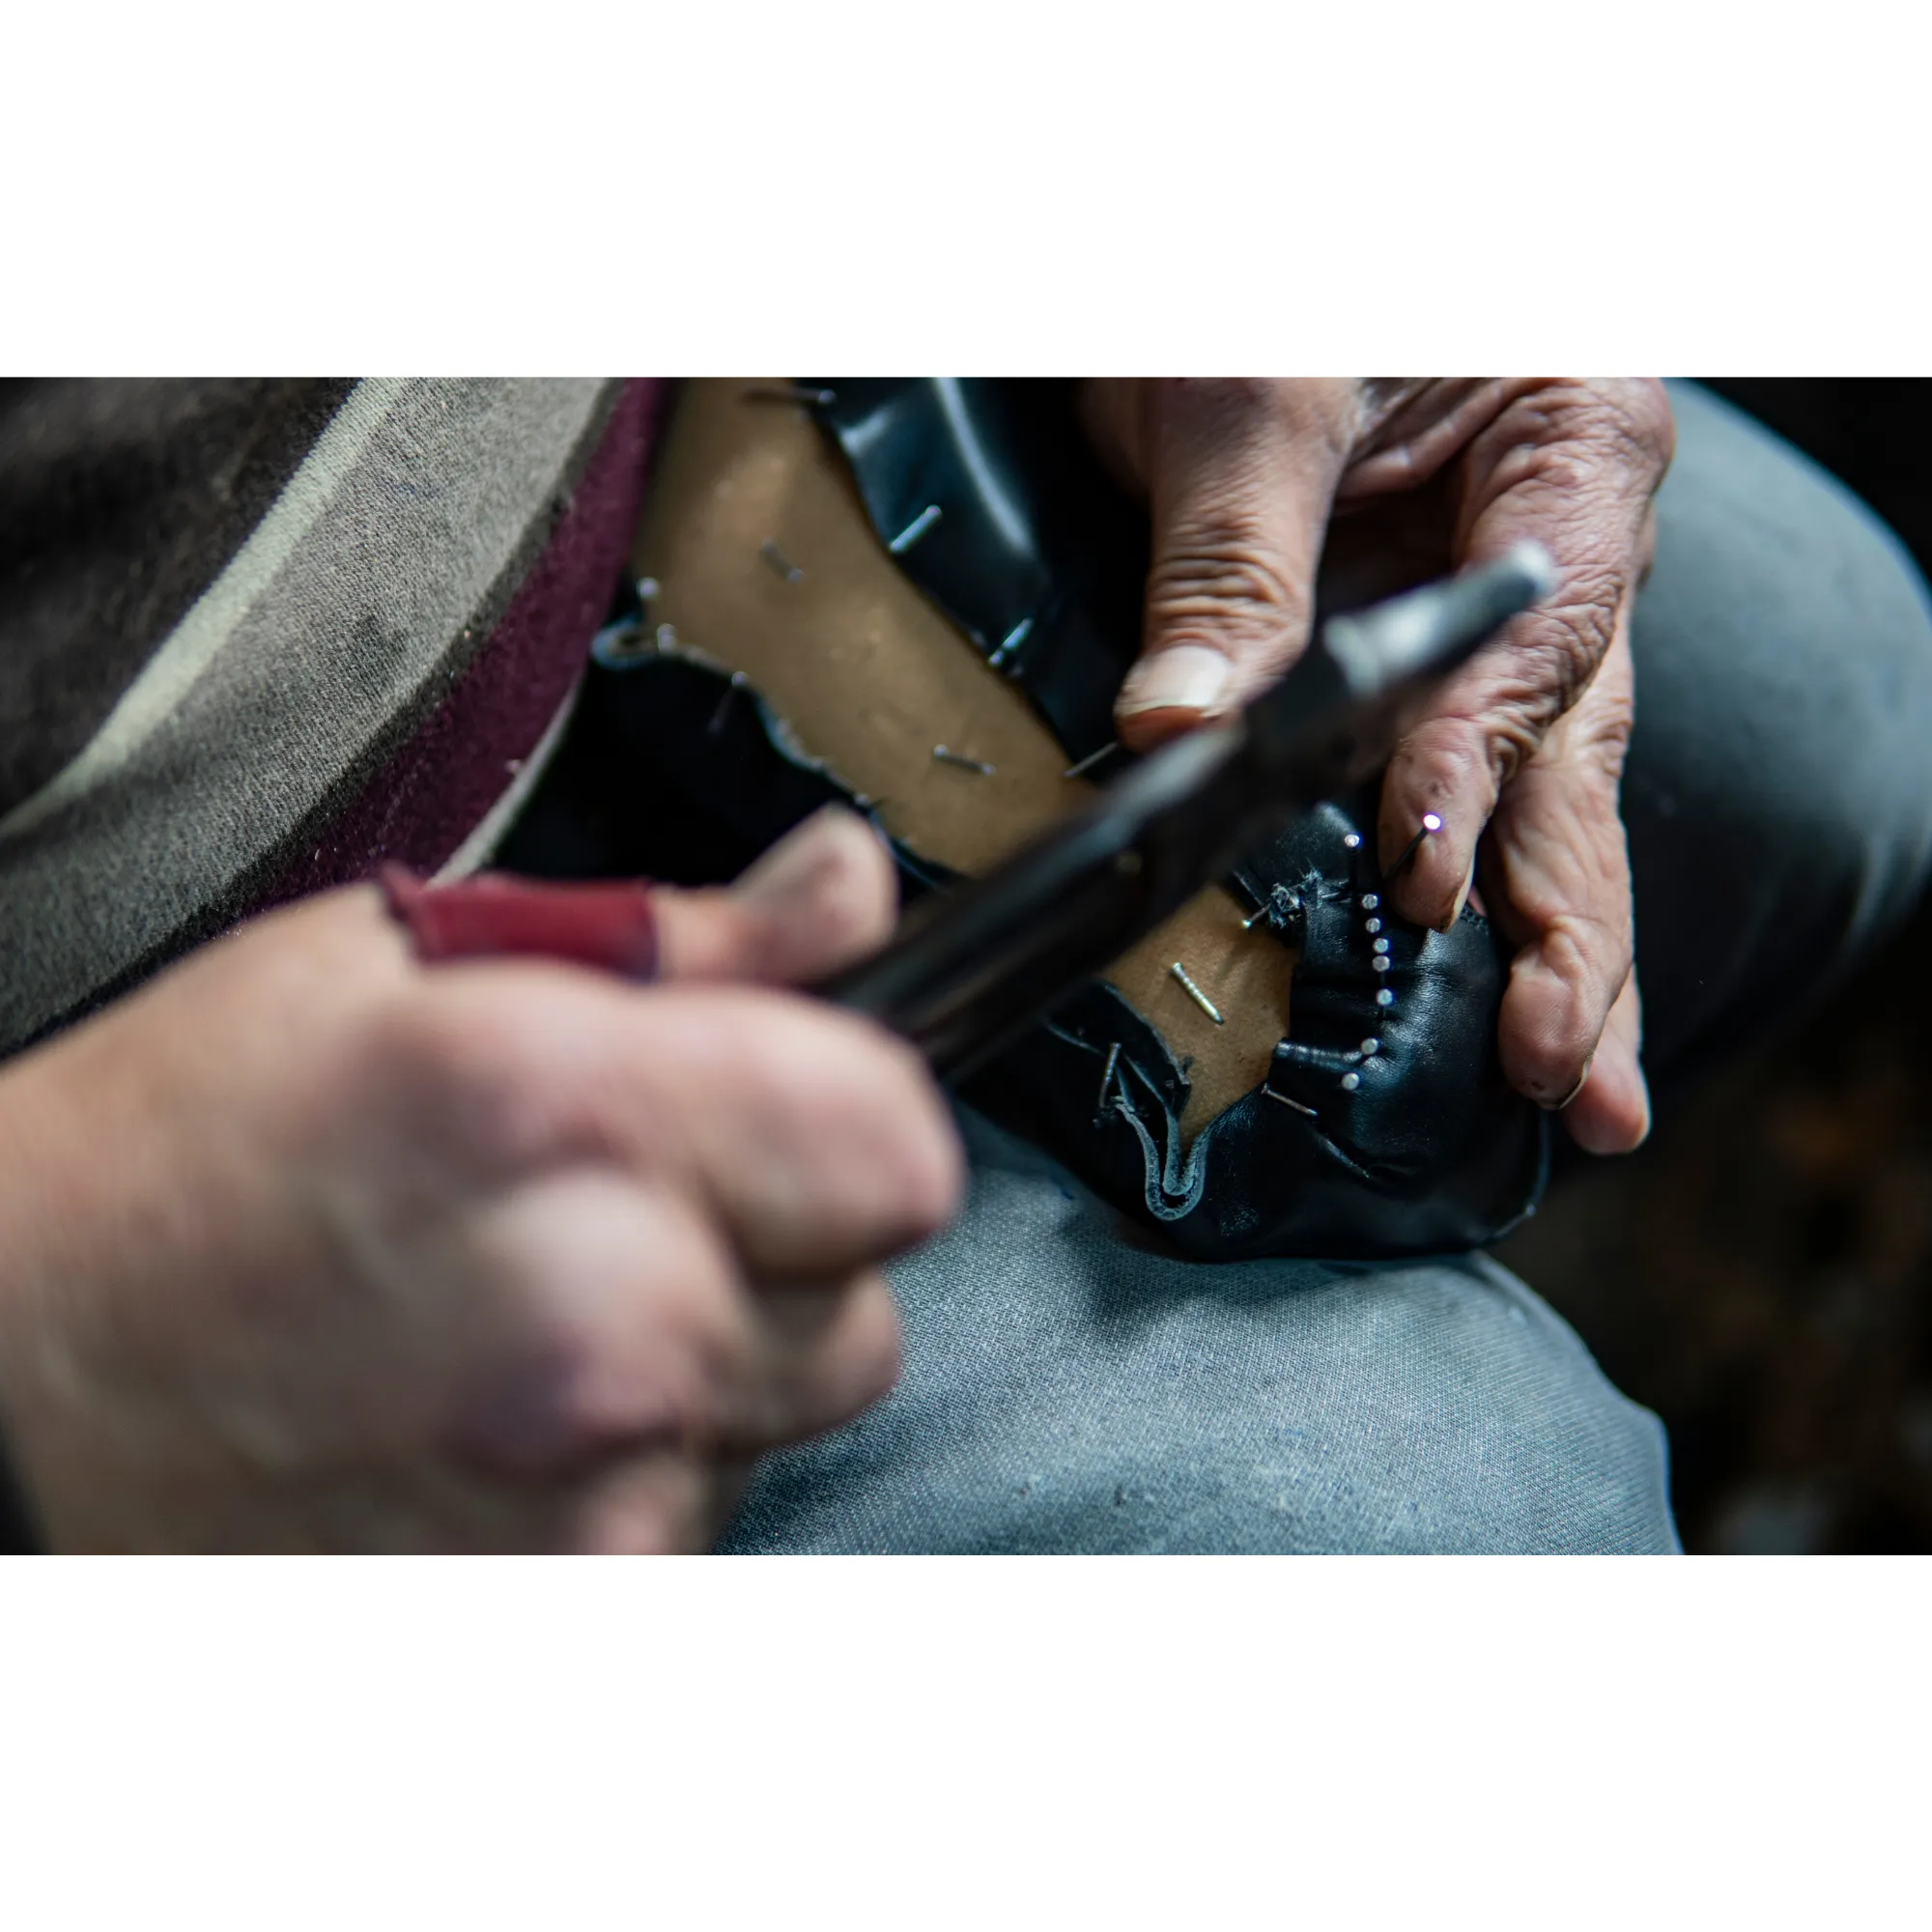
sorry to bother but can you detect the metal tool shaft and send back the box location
[819,545,1554,1079]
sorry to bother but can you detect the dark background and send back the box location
[1492,380,1932,1554]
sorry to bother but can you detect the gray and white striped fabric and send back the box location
[0,378,620,1054]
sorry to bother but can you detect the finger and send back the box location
[1378,381,1673,929]
[561,1454,746,1554]
[735,1264,903,1444]
[627,991,964,1276]
[446,1171,904,1485]
[554,1266,898,1550]
[556,1264,904,1547]
[652,806,898,986]
[1113,379,1357,750]
[403,961,963,1282]
[447,969,965,1281]
[1565,968,1648,1155]
[1479,626,1649,1147]
[443,1169,756,1479]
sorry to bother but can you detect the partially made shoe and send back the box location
[501,378,1548,1261]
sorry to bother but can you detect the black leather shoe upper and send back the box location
[502,379,1549,1260]
[955,791,1548,1258]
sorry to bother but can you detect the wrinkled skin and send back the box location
[0,809,961,1551]
[1083,378,1673,1156]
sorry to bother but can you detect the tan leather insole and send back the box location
[630,380,1294,1134]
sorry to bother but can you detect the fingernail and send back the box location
[733,806,865,911]
[1436,856,1477,932]
[1116,645,1233,719]
[1545,1056,1593,1111]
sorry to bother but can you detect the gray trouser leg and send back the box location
[1630,382,1932,1087]
[720,1108,1679,1554]
[723,384,1932,1556]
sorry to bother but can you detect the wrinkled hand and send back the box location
[0,809,960,1551]
[1082,379,1673,1153]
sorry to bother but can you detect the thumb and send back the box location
[653,806,899,986]
[1481,628,1649,1150]
[1112,380,1354,751]
[380,808,897,990]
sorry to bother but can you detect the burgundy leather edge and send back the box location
[379,866,660,980]
[256,378,668,911]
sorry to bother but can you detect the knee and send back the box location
[1635,382,1932,935]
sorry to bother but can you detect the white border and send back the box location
[6,8,1926,372]
[2,1556,1926,1927]
[2,11,1926,1921]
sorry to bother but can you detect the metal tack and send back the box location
[1169,962,1225,1025]
[1096,1042,1122,1117]
[1390,811,1444,876]
[933,745,995,776]
[889,504,943,554]
[1266,1089,1318,1117]
[743,384,837,407]
[1063,740,1118,781]
[989,617,1034,670]
[759,540,804,583]
[708,670,749,735]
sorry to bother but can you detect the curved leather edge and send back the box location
[805,379,1549,1258]
[507,629,1549,1262]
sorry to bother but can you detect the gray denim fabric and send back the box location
[722,383,1932,1555]
[1626,382,1932,1089]
[723,1105,1677,1552]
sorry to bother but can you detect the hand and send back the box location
[1082,379,1673,1153]
[0,809,960,1551]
